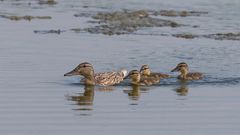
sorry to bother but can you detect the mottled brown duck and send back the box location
[125,70,160,86]
[140,64,170,79]
[171,62,203,80]
[64,62,127,86]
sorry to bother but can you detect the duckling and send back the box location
[64,62,127,86]
[125,70,160,86]
[171,62,203,80]
[140,64,170,79]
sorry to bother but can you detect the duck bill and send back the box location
[171,67,179,72]
[64,70,79,76]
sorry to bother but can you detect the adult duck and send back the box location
[64,62,127,86]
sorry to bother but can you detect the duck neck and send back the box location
[180,68,188,79]
[143,69,151,76]
[82,70,96,85]
[85,78,95,85]
[131,75,141,85]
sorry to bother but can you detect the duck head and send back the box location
[171,62,189,74]
[125,70,141,83]
[140,64,151,76]
[64,62,95,78]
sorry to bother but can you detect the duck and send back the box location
[125,70,160,86]
[140,64,170,79]
[171,62,203,80]
[64,62,127,86]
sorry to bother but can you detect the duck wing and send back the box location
[151,72,170,78]
[187,72,203,80]
[94,70,127,86]
[140,76,160,86]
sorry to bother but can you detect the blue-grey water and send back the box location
[0,0,240,135]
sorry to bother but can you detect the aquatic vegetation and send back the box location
[173,32,240,40]
[72,10,209,36]
[73,12,95,18]
[38,0,57,5]
[70,28,82,33]
[203,32,240,41]
[173,33,199,39]
[0,15,51,21]
[34,29,65,34]
[74,10,182,35]
[152,10,208,17]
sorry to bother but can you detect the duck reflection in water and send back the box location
[66,85,94,112]
[123,85,150,101]
[96,86,115,92]
[174,81,189,96]
[123,85,140,100]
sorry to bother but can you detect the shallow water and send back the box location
[0,0,240,135]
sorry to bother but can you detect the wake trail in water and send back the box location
[159,76,240,86]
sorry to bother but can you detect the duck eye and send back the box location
[141,67,148,70]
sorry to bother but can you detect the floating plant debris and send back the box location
[173,32,240,40]
[173,33,199,39]
[72,9,210,35]
[152,10,208,17]
[74,10,182,35]
[34,29,66,34]
[38,0,57,5]
[203,32,240,41]
[0,15,51,21]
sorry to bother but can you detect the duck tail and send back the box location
[121,69,128,78]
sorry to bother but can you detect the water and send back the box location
[0,0,240,135]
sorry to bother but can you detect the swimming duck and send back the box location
[125,70,160,86]
[64,62,127,86]
[171,62,203,80]
[140,64,170,79]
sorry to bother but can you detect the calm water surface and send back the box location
[0,0,240,135]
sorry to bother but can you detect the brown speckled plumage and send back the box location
[126,70,160,86]
[171,62,203,80]
[93,71,127,86]
[64,62,127,86]
[140,65,170,79]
